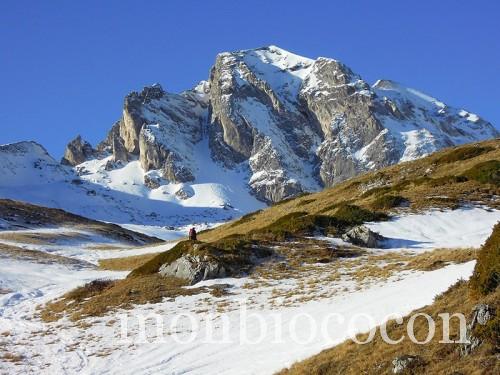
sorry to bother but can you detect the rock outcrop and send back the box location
[61,135,96,166]
[144,172,162,190]
[159,253,226,285]
[460,303,495,356]
[208,47,322,202]
[175,186,194,200]
[342,225,385,248]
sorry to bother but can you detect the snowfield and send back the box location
[366,207,500,251]
[0,207,498,374]
[85,262,474,375]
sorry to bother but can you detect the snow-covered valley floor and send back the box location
[0,207,498,374]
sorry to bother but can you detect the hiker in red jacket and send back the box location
[188,226,197,241]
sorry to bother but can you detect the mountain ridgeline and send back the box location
[63,46,497,203]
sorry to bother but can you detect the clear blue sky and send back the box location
[1,0,499,157]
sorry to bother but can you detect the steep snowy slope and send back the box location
[371,79,496,162]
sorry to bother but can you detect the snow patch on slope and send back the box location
[367,207,500,251]
[372,79,497,162]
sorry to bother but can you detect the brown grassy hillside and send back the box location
[201,139,499,242]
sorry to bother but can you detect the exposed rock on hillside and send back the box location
[342,225,385,248]
[159,253,227,285]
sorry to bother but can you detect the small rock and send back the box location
[392,355,424,374]
[144,173,162,189]
[471,304,494,326]
[175,186,194,200]
[104,160,115,171]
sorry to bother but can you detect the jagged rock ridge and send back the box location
[63,45,498,203]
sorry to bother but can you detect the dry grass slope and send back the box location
[470,223,500,295]
[40,276,204,322]
[200,139,499,242]
[98,253,158,271]
[278,282,499,375]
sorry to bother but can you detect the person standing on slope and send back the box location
[189,226,197,241]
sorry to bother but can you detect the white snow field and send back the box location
[0,207,497,374]
[367,206,500,251]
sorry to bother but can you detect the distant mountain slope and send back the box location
[0,141,264,229]
[63,45,497,204]
[0,198,161,245]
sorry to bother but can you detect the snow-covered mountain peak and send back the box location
[215,45,315,111]
[0,141,70,188]
[241,45,314,71]
[4,46,496,226]
[1,141,52,158]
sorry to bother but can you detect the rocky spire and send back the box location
[61,135,96,166]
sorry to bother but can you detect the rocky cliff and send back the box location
[63,45,498,203]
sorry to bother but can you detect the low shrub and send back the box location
[461,160,500,186]
[332,204,388,225]
[296,198,316,207]
[392,176,431,191]
[250,205,387,241]
[360,186,391,198]
[370,195,406,210]
[249,212,346,241]
[436,145,494,163]
[65,279,115,302]
[474,313,500,348]
[424,197,460,210]
[272,192,311,207]
[470,223,500,295]
[230,210,263,227]
[425,175,469,187]
[250,212,316,240]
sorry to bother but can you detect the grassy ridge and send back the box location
[129,237,272,277]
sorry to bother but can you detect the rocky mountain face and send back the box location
[63,45,498,203]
